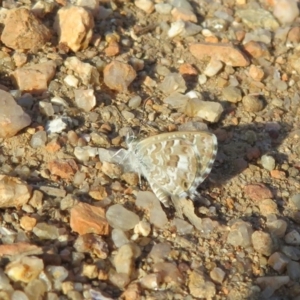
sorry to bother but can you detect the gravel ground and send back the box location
[0,0,300,299]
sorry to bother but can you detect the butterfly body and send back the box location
[126,131,218,206]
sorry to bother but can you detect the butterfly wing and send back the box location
[135,131,217,204]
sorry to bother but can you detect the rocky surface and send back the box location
[0,0,299,299]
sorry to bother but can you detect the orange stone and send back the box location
[20,216,37,231]
[70,202,109,235]
[179,63,198,75]
[48,159,78,179]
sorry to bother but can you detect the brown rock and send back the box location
[244,183,273,202]
[12,61,56,93]
[20,216,37,231]
[287,27,300,43]
[0,90,31,138]
[179,63,198,75]
[189,270,216,299]
[70,202,109,235]
[103,61,137,92]
[54,6,94,52]
[270,170,286,179]
[12,52,27,67]
[121,283,141,300]
[258,199,278,216]
[171,7,197,23]
[244,41,269,58]
[190,42,250,67]
[242,95,264,112]
[45,138,61,153]
[88,186,108,200]
[0,242,42,257]
[252,231,276,256]
[268,252,289,273]
[48,159,78,179]
[153,262,184,284]
[249,65,264,81]
[1,7,51,50]
[0,175,32,208]
[105,41,120,56]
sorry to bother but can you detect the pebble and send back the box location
[5,256,44,283]
[64,74,79,88]
[284,230,300,245]
[227,220,253,248]
[158,72,187,95]
[136,191,168,228]
[190,42,250,67]
[0,175,32,208]
[46,118,67,134]
[74,89,96,112]
[70,202,109,235]
[203,59,223,77]
[249,65,264,81]
[172,218,194,234]
[210,267,226,284]
[287,260,300,281]
[148,242,171,263]
[128,95,142,109]
[64,56,99,86]
[153,262,183,285]
[39,101,55,116]
[155,3,172,14]
[1,7,51,50]
[244,183,273,201]
[134,220,151,237]
[20,216,37,231]
[242,94,264,112]
[289,193,300,209]
[273,0,299,24]
[103,61,136,92]
[261,154,276,171]
[48,159,77,179]
[222,86,242,103]
[252,231,276,256]
[243,41,269,58]
[0,90,31,138]
[111,228,130,248]
[258,199,278,216]
[106,204,139,231]
[168,20,185,38]
[188,270,216,299]
[266,218,287,238]
[54,6,94,52]
[46,266,68,289]
[163,92,189,111]
[32,222,60,240]
[30,131,47,148]
[101,161,122,179]
[171,7,197,23]
[134,0,154,14]
[268,252,289,273]
[281,245,300,260]
[185,98,224,123]
[140,273,161,290]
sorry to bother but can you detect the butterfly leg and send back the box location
[148,181,170,207]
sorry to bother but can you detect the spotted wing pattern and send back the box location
[127,131,218,206]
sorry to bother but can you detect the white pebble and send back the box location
[204,59,223,77]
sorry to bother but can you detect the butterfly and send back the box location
[124,131,218,207]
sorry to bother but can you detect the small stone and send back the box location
[64,56,99,86]
[249,65,264,81]
[155,3,172,14]
[172,218,194,234]
[74,89,96,112]
[227,220,253,248]
[158,72,187,95]
[46,118,67,134]
[210,267,226,284]
[0,175,32,208]
[12,61,56,93]
[54,6,94,52]
[0,243,42,258]
[290,194,300,209]
[185,98,224,123]
[111,229,130,248]
[0,90,31,138]
[140,273,162,290]
[103,61,136,92]
[273,0,299,24]
[1,7,51,50]
[179,63,198,75]
[114,243,140,276]
[30,131,47,148]
[256,276,289,298]
[39,101,55,116]
[105,41,120,57]
[270,169,286,179]
[64,75,79,88]
[48,159,77,180]
[108,271,130,289]
[134,0,154,14]
[252,231,276,256]
[70,202,109,235]
[287,26,300,43]
[46,266,68,289]
[285,230,300,245]
[281,245,300,260]
[261,154,276,171]
[287,261,300,281]
[267,218,287,238]
[189,270,216,299]
[242,95,264,112]
[33,223,60,240]
[121,172,139,186]
[20,216,37,231]
[136,192,168,228]
[222,86,242,103]
[190,42,250,67]
[268,252,289,273]
[82,264,98,279]
[148,242,171,263]
[171,7,197,23]
[168,20,185,38]
[5,256,44,283]
[128,95,142,109]
[13,52,27,67]
[258,199,278,216]
[244,183,273,202]
[134,220,151,237]
[88,186,107,201]
[244,41,269,58]
[153,262,184,285]
[101,161,122,179]
[106,204,139,231]
[204,59,223,77]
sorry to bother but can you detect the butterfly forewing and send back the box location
[130,131,217,205]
